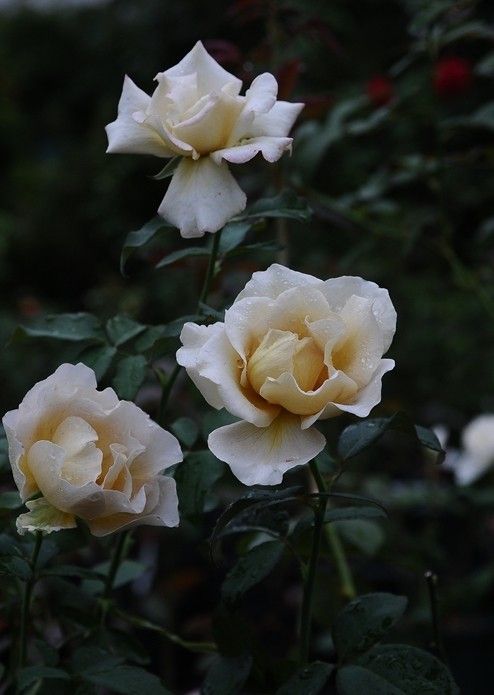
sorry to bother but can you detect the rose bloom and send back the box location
[105,41,303,238]
[177,264,396,485]
[433,56,472,98]
[2,363,182,536]
[366,75,394,108]
[442,414,494,486]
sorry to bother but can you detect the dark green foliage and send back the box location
[276,662,335,695]
[332,593,408,662]
[337,645,460,695]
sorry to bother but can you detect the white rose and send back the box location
[105,41,303,238]
[443,414,494,486]
[177,264,396,485]
[2,363,182,536]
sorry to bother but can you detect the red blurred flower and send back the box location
[366,75,394,107]
[433,56,472,98]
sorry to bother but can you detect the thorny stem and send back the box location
[102,530,130,602]
[425,571,448,663]
[17,531,43,671]
[311,462,356,601]
[299,460,327,664]
[266,1,290,265]
[114,608,217,654]
[156,227,224,422]
[299,460,357,664]
[157,363,182,425]
[198,228,223,312]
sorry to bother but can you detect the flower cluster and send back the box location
[4,43,398,535]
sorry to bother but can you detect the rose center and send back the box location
[247,328,325,395]
[51,416,103,486]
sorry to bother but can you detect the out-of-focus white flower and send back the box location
[105,41,303,238]
[442,414,494,486]
[177,264,396,485]
[2,363,182,536]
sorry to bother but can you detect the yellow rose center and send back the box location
[247,328,325,395]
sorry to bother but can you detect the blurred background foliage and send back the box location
[1,0,494,692]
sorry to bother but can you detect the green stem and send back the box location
[425,571,447,663]
[325,523,356,600]
[299,460,328,664]
[157,363,182,425]
[102,530,129,601]
[198,228,223,312]
[18,531,43,671]
[114,608,217,654]
[156,228,224,422]
[311,463,356,601]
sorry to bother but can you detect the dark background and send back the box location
[1,0,494,692]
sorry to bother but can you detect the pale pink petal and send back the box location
[158,157,246,238]
[106,76,175,157]
[211,136,293,165]
[331,358,395,418]
[208,412,325,485]
[250,100,304,138]
[172,92,243,156]
[16,498,77,536]
[162,40,242,96]
[235,263,322,302]
[322,277,397,353]
[260,370,358,416]
[177,322,278,427]
[331,296,385,388]
[87,476,179,537]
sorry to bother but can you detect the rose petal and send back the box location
[158,157,246,238]
[322,276,397,353]
[177,321,278,427]
[331,295,385,387]
[331,358,395,418]
[250,100,304,138]
[172,92,243,156]
[150,73,198,119]
[52,416,103,487]
[161,40,242,97]
[235,263,323,303]
[105,76,175,157]
[87,476,179,537]
[26,440,150,519]
[208,412,325,485]
[211,136,293,165]
[260,370,357,416]
[16,498,77,536]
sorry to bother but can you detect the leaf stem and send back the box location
[198,228,223,312]
[299,460,328,664]
[299,460,357,663]
[102,529,129,601]
[17,531,43,671]
[114,608,218,654]
[311,462,356,601]
[425,570,447,663]
[155,228,224,422]
[157,363,182,425]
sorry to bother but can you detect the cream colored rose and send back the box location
[442,414,494,485]
[177,264,396,485]
[105,41,303,238]
[2,363,182,536]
